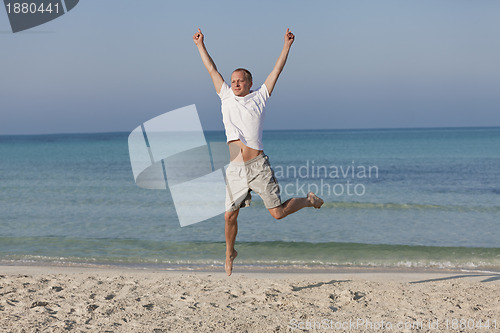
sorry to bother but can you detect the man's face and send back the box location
[231,71,252,97]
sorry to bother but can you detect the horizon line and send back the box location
[1,125,500,137]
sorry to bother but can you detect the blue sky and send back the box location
[1,0,499,135]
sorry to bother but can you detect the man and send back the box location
[193,28,324,276]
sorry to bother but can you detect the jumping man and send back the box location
[193,28,324,276]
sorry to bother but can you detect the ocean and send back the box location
[1,127,499,271]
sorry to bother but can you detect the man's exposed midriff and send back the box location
[228,140,263,162]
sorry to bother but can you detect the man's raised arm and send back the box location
[193,28,224,94]
[264,28,295,96]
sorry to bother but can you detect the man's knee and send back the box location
[225,210,238,224]
[269,206,286,220]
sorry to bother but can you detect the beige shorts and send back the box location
[225,153,281,212]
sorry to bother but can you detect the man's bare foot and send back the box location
[225,250,238,276]
[308,192,324,209]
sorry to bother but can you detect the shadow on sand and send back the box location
[410,273,500,284]
[290,279,351,291]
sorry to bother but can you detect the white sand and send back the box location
[1,265,499,332]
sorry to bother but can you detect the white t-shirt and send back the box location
[217,82,270,150]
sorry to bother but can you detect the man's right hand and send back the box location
[193,28,204,46]
[193,27,223,94]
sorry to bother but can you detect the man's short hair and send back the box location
[232,68,253,82]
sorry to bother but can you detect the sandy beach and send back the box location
[0,265,499,332]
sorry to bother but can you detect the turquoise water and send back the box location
[1,128,499,269]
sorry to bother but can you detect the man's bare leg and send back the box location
[224,209,239,276]
[268,192,323,220]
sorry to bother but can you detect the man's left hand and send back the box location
[284,28,295,47]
